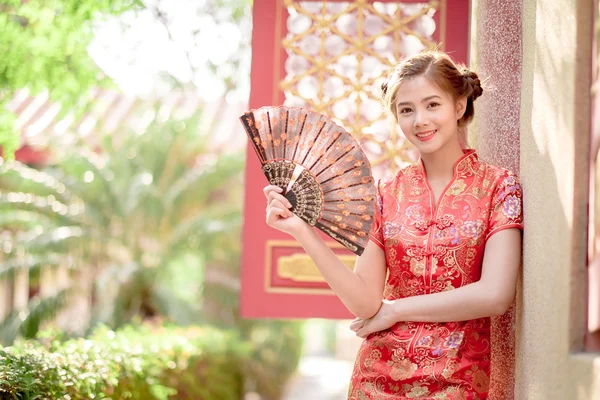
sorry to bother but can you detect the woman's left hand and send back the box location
[350,299,398,338]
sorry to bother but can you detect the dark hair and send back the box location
[382,50,483,133]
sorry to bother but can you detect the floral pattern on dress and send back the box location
[353,150,524,400]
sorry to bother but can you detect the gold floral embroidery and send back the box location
[410,257,425,277]
[430,256,439,275]
[441,357,458,379]
[467,365,490,394]
[404,383,430,398]
[432,387,469,400]
[449,179,466,195]
[443,253,456,267]
[388,357,418,381]
[365,349,382,368]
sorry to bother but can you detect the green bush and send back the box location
[0,324,248,400]
[242,320,304,400]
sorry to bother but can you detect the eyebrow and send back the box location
[396,95,442,107]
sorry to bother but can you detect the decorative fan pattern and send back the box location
[281,0,440,177]
[240,106,376,255]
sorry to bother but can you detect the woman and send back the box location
[263,51,523,399]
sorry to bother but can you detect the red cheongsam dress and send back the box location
[348,149,524,400]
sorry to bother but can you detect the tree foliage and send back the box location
[88,0,252,99]
[0,0,144,160]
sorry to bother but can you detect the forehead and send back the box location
[395,75,450,103]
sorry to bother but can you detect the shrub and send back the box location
[242,320,304,400]
[0,324,248,400]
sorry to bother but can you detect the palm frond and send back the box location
[0,254,73,278]
[0,192,87,227]
[0,288,71,345]
[163,153,245,214]
[0,209,53,230]
[0,162,75,204]
[16,226,89,254]
[122,171,160,217]
[46,150,124,221]
[166,210,241,251]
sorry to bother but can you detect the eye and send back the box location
[427,102,441,108]
[398,107,413,114]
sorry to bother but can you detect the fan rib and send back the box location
[319,217,364,237]
[291,113,307,162]
[306,124,334,171]
[307,125,340,172]
[315,222,364,255]
[320,163,365,186]
[326,198,372,203]
[322,209,368,218]
[314,146,354,178]
[283,109,289,159]
[322,181,370,195]
[300,120,327,166]
[240,114,266,164]
[266,111,276,160]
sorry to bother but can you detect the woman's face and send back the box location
[394,75,465,154]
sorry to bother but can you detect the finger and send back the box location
[350,319,365,332]
[263,185,283,198]
[268,192,293,209]
[357,319,371,336]
[269,199,293,217]
[356,324,371,338]
[267,205,291,222]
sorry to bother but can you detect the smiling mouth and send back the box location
[415,130,437,141]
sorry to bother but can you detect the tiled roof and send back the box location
[6,88,248,155]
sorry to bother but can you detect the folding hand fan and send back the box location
[240,105,376,255]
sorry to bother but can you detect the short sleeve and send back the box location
[369,180,385,250]
[486,171,524,241]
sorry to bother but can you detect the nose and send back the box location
[414,111,428,128]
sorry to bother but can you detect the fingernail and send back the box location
[275,187,283,192]
[287,202,292,208]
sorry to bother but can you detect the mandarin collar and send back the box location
[416,149,478,177]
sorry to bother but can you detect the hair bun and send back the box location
[461,69,483,101]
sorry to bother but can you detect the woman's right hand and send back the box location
[263,185,310,237]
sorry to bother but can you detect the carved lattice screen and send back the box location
[281,0,440,177]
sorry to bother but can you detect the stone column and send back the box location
[469,1,523,399]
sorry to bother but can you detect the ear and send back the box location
[455,97,467,120]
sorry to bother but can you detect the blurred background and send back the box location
[0,0,359,398]
[3,1,600,399]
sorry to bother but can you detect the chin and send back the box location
[413,141,443,154]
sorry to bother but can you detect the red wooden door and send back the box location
[241,0,470,319]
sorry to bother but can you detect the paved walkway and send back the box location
[282,356,354,400]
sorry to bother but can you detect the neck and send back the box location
[420,139,466,181]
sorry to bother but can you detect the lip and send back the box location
[415,129,437,142]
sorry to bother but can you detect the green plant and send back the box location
[0,112,245,342]
[0,0,145,160]
[0,110,305,399]
[0,323,248,399]
[242,319,305,400]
